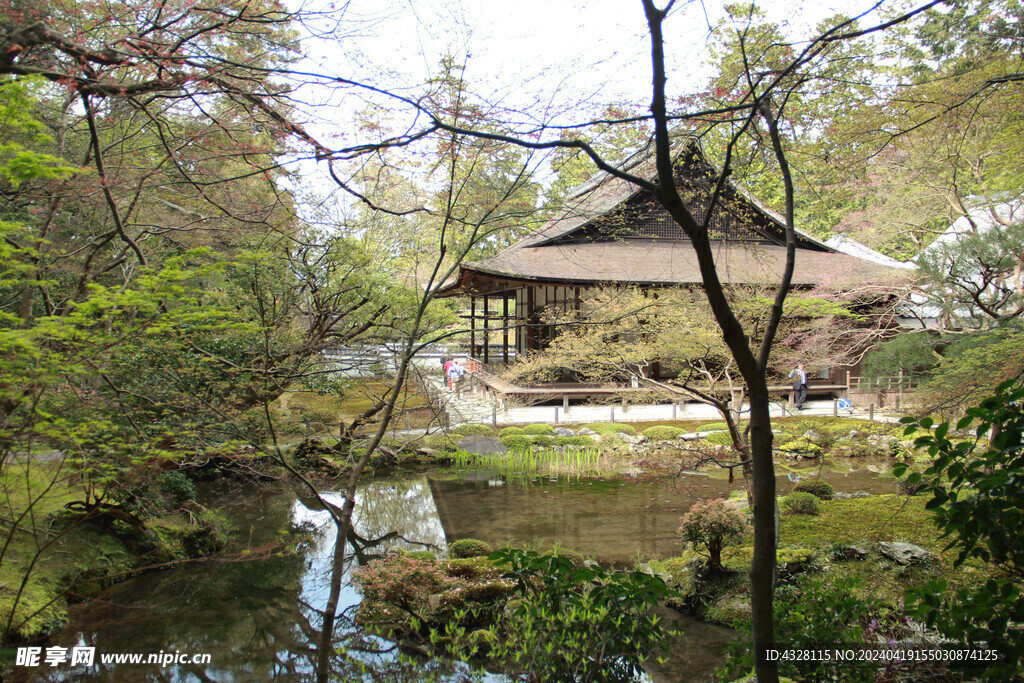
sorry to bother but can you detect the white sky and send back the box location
[286,0,918,203]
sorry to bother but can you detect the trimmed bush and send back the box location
[156,470,197,505]
[644,425,685,440]
[792,480,834,501]
[500,434,533,450]
[452,424,493,437]
[782,491,822,515]
[705,431,735,446]
[499,426,525,436]
[448,538,493,558]
[522,423,555,435]
[586,423,637,436]
[530,435,555,447]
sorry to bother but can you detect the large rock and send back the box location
[457,436,507,455]
[553,427,576,437]
[878,541,936,566]
[619,433,647,445]
[577,427,597,436]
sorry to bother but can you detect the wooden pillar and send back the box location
[526,287,536,351]
[470,296,476,358]
[483,295,490,365]
[503,294,510,364]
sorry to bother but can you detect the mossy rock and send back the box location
[499,426,525,436]
[556,435,595,447]
[777,547,820,578]
[778,438,823,458]
[421,434,459,453]
[452,424,494,437]
[586,423,637,436]
[522,423,555,435]
[449,538,494,559]
[644,425,685,440]
[792,480,834,500]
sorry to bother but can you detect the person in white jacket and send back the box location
[789,363,807,410]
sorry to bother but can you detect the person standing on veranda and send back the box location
[789,362,808,410]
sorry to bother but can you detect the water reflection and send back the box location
[31,467,895,681]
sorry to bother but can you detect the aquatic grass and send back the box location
[451,446,603,480]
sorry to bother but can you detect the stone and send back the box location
[802,429,825,444]
[681,431,712,441]
[833,491,871,499]
[577,427,597,436]
[849,430,864,439]
[878,541,936,566]
[617,466,643,477]
[832,544,868,561]
[619,433,647,445]
[553,427,576,437]
[457,436,507,455]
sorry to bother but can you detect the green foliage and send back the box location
[522,423,555,435]
[792,480,834,500]
[781,492,822,515]
[156,470,198,506]
[449,539,494,559]
[643,425,684,440]
[585,423,636,436]
[475,548,678,682]
[721,576,884,682]
[896,381,1024,678]
[452,424,494,437]
[861,332,939,380]
[499,426,525,436]
[679,499,750,573]
[530,435,554,447]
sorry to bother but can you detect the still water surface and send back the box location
[33,465,896,682]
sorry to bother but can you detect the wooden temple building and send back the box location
[437,140,900,389]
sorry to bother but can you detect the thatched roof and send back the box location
[439,139,903,295]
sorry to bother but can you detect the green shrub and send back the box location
[678,499,749,573]
[500,434,533,450]
[499,426,525,436]
[530,435,554,447]
[782,492,822,515]
[448,538,493,558]
[551,546,587,568]
[644,425,685,440]
[792,480,834,500]
[521,423,553,435]
[452,424,493,437]
[456,548,676,681]
[586,423,637,436]
[156,470,197,505]
[699,421,746,432]
[705,431,735,446]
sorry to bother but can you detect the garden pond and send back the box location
[28,463,899,682]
